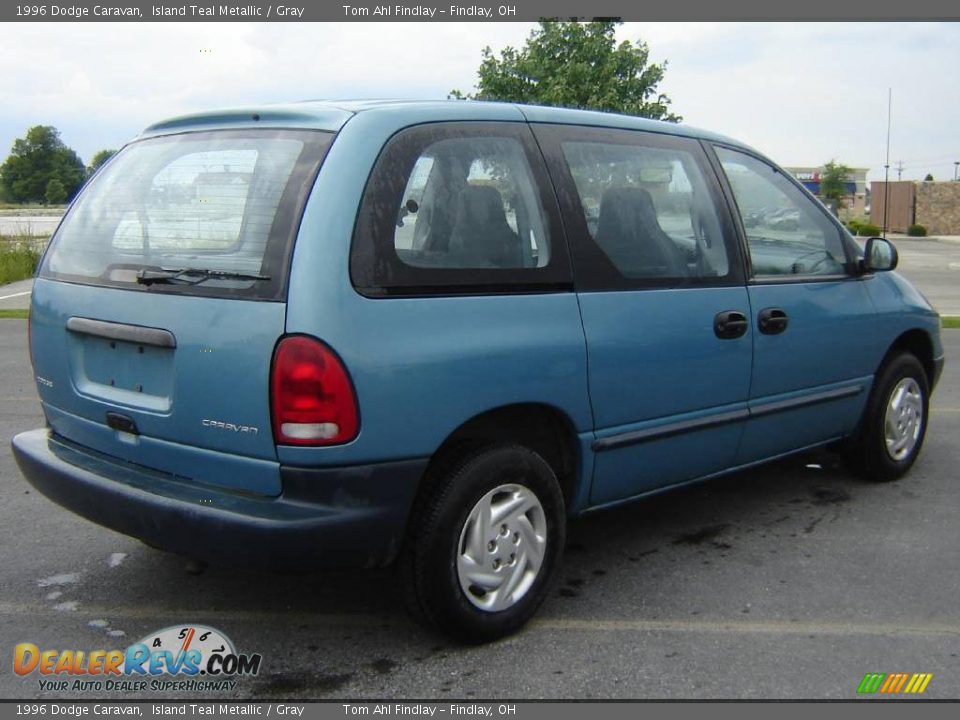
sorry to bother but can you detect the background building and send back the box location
[871,180,960,235]
[783,166,869,217]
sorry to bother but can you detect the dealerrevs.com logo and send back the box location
[14,625,262,693]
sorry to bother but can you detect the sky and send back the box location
[1,21,958,182]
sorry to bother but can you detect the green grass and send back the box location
[0,309,28,319]
[942,316,960,329]
[0,241,40,284]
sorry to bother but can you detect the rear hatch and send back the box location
[30,128,333,496]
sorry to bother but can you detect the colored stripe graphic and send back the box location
[857,672,932,694]
[891,673,909,693]
[911,674,933,694]
[857,673,886,693]
[879,674,898,693]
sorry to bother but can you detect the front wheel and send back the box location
[846,352,930,482]
[400,444,565,643]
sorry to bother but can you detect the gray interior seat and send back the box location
[595,187,689,278]
[448,186,520,268]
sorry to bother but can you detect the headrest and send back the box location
[454,185,508,227]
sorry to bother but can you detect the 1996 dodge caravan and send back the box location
[12,100,944,642]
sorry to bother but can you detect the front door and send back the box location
[712,146,882,465]
[533,125,753,506]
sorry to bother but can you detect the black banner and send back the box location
[3,0,960,22]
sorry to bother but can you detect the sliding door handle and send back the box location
[714,310,748,339]
[758,307,789,335]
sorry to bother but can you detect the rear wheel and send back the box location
[400,444,565,643]
[846,353,929,482]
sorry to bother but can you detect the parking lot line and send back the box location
[1,602,957,639]
[534,617,960,638]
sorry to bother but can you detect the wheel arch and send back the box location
[423,403,582,512]
[881,328,935,386]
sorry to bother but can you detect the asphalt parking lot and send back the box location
[0,215,62,237]
[0,319,958,700]
[895,236,960,316]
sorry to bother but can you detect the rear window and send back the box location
[41,129,332,300]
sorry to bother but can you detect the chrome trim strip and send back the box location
[592,408,749,452]
[748,384,863,419]
[593,384,863,452]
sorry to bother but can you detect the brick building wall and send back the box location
[915,182,960,235]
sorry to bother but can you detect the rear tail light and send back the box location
[270,335,359,446]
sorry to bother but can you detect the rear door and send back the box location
[30,129,331,496]
[711,145,882,464]
[533,125,752,506]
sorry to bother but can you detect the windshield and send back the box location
[41,129,332,300]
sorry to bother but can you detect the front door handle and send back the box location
[758,307,789,335]
[714,310,748,340]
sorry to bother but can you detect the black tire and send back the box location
[845,352,929,482]
[399,444,565,644]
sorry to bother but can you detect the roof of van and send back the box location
[138,98,749,150]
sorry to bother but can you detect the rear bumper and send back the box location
[11,428,426,569]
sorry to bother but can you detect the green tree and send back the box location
[451,21,681,121]
[923,173,934,181]
[44,178,67,205]
[819,160,852,211]
[88,148,117,176]
[0,126,86,204]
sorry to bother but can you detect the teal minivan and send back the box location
[13,100,943,642]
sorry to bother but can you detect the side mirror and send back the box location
[862,237,898,273]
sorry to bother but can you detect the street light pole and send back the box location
[882,89,891,238]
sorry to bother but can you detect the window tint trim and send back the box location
[531,123,746,293]
[699,139,754,282]
[705,142,858,282]
[350,121,573,298]
[353,277,574,298]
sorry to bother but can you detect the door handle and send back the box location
[714,310,748,340]
[758,307,789,335]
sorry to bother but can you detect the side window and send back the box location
[351,123,570,295]
[392,137,549,269]
[560,140,730,281]
[716,147,848,277]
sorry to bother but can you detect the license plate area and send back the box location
[68,332,175,413]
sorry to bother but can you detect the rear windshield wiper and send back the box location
[136,268,270,286]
